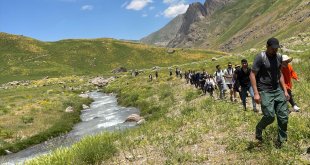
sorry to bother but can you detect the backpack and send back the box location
[215,70,223,84]
[261,51,282,66]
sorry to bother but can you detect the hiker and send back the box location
[224,62,235,101]
[233,64,241,102]
[179,70,183,79]
[175,68,179,77]
[149,74,153,81]
[155,71,158,79]
[235,59,256,111]
[169,68,173,76]
[214,65,226,99]
[281,55,300,112]
[250,37,290,148]
[204,74,215,97]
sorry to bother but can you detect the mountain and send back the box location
[141,0,310,52]
[140,15,184,46]
[141,2,209,47]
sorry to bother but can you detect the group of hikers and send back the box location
[149,38,301,148]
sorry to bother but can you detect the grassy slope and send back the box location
[0,33,225,84]
[194,0,309,51]
[0,76,94,155]
[27,37,310,164]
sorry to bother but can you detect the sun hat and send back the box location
[282,54,293,62]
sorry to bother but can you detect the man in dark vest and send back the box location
[250,37,290,148]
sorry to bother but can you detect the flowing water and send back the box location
[0,91,139,164]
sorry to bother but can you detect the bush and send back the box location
[21,115,34,124]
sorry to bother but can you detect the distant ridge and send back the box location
[141,0,310,52]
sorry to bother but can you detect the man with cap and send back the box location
[235,59,256,111]
[250,37,290,148]
[281,54,300,112]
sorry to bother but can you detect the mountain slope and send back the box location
[140,15,184,46]
[142,0,310,52]
[141,2,208,47]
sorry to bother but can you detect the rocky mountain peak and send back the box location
[186,2,208,20]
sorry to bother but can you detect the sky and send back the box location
[0,0,205,41]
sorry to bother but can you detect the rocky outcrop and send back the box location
[90,76,115,87]
[168,2,208,47]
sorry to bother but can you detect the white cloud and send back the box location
[149,6,155,10]
[163,3,188,18]
[142,13,148,17]
[126,0,153,11]
[163,0,185,4]
[81,5,94,11]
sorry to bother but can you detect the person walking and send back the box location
[250,37,290,148]
[224,62,235,101]
[235,59,256,111]
[281,55,300,112]
[214,65,226,99]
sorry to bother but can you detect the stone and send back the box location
[65,106,74,113]
[82,104,90,109]
[79,93,89,98]
[125,114,142,122]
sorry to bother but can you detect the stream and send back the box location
[0,91,139,164]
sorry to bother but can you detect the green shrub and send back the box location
[20,116,34,124]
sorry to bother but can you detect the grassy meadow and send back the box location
[0,33,226,156]
[0,76,95,155]
[25,35,310,164]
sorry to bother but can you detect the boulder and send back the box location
[125,114,142,122]
[152,66,160,70]
[5,150,12,154]
[82,104,90,109]
[90,76,115,87]
[211,57,217,61]
[65,106,74,113]
[79,93,89,98]
[167,48,175,54]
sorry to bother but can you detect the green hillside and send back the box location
[0,32,225,84]
[142,0,309,52]
[204,0,310,51]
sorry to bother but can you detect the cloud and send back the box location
[163,0,185,4]
[142,13,148,17]
[163,3,188,18]
[81,5,94,11]
[149,6,155,10]
[126,0,153,11]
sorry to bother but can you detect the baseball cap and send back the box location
[267,37,280,48]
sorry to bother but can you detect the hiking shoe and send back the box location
[293,105,300,112]
[255,127,263,142]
